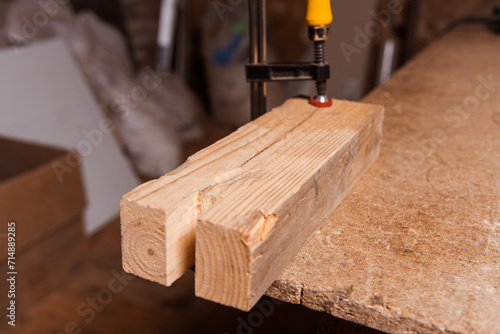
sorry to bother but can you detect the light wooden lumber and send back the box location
[265,27,500,334]
[121,98,384,294]
[195,99,383,310]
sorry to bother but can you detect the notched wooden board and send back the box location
[120,98,383,311]
[194,99,384,310]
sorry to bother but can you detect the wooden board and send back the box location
[121,98,384,295]
[195,100,384,310]
[266,27,500,333]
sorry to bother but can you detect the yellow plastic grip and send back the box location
[305,0,333,26]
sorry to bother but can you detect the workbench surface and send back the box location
[267,27,500,333]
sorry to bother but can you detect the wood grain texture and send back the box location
[121,98,384,293]
[266,28,500,333]
[195,100,384,310]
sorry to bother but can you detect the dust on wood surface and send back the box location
[267,28,500,334]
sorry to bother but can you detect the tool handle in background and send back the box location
[157,0,178,71]
[305,0,333,27]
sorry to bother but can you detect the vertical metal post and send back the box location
[249,0,267,120]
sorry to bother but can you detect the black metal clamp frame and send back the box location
[247,0,331,120]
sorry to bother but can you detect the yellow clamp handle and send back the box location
[305,0,333,27]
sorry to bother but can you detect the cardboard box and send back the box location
[0,136,86,312]
[0,136,86,259]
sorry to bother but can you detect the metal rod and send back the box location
[249,0,267,120]
[156,0,178,72]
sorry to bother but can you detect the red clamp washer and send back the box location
[310,96,333,108]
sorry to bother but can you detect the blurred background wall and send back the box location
[108,0,490,96]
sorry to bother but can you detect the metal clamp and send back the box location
[248,0,332,119]
[246,63,330,83]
